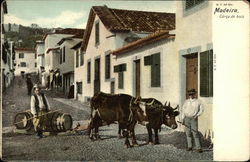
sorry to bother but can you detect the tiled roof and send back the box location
[15,48,35,52]
[81,5,175,51]
[112,31,175,56]
[43,28,85,41]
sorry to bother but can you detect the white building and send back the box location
[71,41,83,100]
[57,35,83,95]
[43,28,84,90]
[14,48,37,76]
[35,40,45,86]
[175,0,213,138]
[79,5,175,102]
[112,31,177,105]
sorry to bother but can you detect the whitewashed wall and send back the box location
[82,15,125,100]
[14,51,37,75]
[176,1,213,137]
[114,38,179,106]
[74,48,84,102]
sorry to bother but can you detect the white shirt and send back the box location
[30,94,50,115]
[181,98,203,120]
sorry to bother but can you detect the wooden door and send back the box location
[186,53,198,98]
[110,81,115,94]
[94,58,100,94]
[135,60,141,97]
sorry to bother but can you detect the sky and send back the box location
[4,0,176,29]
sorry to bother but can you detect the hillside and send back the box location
[4,24,51,48]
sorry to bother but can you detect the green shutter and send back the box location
[95,22,99,45]
[209,50,213,96]
[105,54,110,79]
[151,53,161,87]
[120,64,126,72]
[144,55,152,65]
[118,72,124,89]
[200,51,209,97]
[114,65,119,73]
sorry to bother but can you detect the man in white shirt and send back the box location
[31,85,50,138]
[181,89,203,153]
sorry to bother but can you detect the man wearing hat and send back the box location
[30,85,50,138]
[181,89,204,153]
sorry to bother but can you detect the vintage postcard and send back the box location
[0,0,249,161]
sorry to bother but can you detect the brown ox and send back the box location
[89,92,139,148]
[133,98,180,144]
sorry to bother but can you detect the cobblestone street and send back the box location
[2,76,213,161]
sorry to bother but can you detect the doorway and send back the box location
[186,53,198,98]
[94,58,100,94]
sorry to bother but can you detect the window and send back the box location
[76,50,79,67]
[20,62,26,67]
[114,63,126,89]
[95,22,100,45]
[35,62,37,67]
[19,53,24,58]
[63,46,66,62]
[77,82,82,94]
[59,48,62,64]
[200,50,213,97]
[80,51,84,66]
[105,54,110,79]
[35,53,37,59]
[144,53,161,87]
[87,61,91,83]
[118,72,124,89]
[185,0,205,10]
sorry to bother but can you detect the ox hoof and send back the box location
[154,141,160,145]
[132,143,139,147]
[148,142,153,145]
[124,144,132,148]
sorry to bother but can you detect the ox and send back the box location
[133,98,180,144]
[89,92,139,148]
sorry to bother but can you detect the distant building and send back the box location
[35,40,45,86]
[14,48,36,76]
[43,28,84,91]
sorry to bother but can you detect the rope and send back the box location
[14,109,62,125]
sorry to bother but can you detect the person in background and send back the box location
[30,85,50,138]
[26,74,33,96]
[181,89,204,153]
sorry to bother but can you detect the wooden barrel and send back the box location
[60,113,73,131]
[14,112,33,130]
[47,112,73,132]
[14,111,73,132]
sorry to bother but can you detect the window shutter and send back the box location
[151,53,161,87]
[87,62,91,83]
[120,64,126,72]
[118,72,124,89]
[63,46,66,62]
[114,65,119,73]
[144,55,152,66]
[186,0,195,9]
[200,51,209,97]
[105,54,110,79]
[209,50,213,96]
[95,22,100,45]
[76,51,79,67]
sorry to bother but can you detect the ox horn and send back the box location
[134,96,141,104]
[147,99,155,106]
[173,105,179,110]
[164,101,167,106]
[168,102,171,107]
